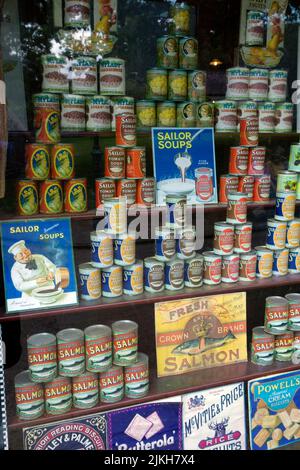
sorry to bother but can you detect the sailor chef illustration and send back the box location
[8,240,56,297]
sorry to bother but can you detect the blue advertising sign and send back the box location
[152,127,217,205]
[0,218,78,313]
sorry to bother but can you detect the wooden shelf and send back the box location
[1,274,300,323]
[8,361,300,431]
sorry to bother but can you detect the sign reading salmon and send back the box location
[155,293,247,377]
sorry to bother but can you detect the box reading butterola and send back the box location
[155,292,247,377]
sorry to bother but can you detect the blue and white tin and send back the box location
[155,227,176,262]
[176,226,196,260]
[123,261,144,296]
[272,249,289,277]
[79,263,101,301]
[289,248,300,274]
[114,233,136,267]
[166,194,187,228]
[101,265,123,298]
[266,219,287,251]
[165,259,184,291]
[91,231,113,268]
[184,255,204,288]
[144,257,165,293]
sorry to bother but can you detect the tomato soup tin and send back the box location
[112,96,135,131]
[213,222,234,256]
[116,114,137,148]
[286,219,300,249]
[99,366,124,403]
[78,263,101,301]
[251,327,274,366]
[126,147,146,179]
[272,248,289,276]
[144,257,165,293]
[72,372,99,410]
[203,251,222,285]
[116,179,136,206]
[99,58,125,96]
[275,192,296,221]
[219,175,239,204]
[124,353,149,399]
[239,251,257,282]
[226,192,248,225]
[136,178,156,206]
[112,320,138,366]
[103,197,127,235]
[84,325,112,373]
[17,180,39,216]
[253,175,271,202]
[40,180,63,214]
[222,254,240,283]
[240,117,259,147]
[165,258,184,291]
[234,223,252,254]
[285,294,300,331]
[25,144,50,180]
[247,147,266,176]
[288,248,300,274]
[114,233,136,267]
[15,371,44,420]
[238,175,254,202]
[101,265,123,298]
[274,333,294,362]
[255,246,273,279]
[51,144,75,180]
[45,376,72,415]
[229,147,249,175]
[90,231,113,268]
[57,328,85,377]
[105,146,126,179]
[123,261,144,296]
[266,219,287,250]
[184,255,203,288]
[264,296,289,335]
[95,179,116,207]
[27,333,57,383]
[64,178,87,213]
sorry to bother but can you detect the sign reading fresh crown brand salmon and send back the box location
[155,293,247,377]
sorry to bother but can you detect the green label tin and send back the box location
[264,296,289,335]
[72,372,99,409]
[168,70,187,101]
[188,71,206,102]
[124,353,149,398]
[112,320,138,366]
[274,333,294,362]
[27,333,57,383]
[176,101,195,127]
[136,100,156,130]
[277,171,297,193]
[57,329,85,377]
[157,101,176,127]
[251,327,274,366]
[45,376,72,415]
[157,36,178,69]
[15,371,44,420]
[85,325,112,372]
[99,366,124,403]
[146,68,168,101]
[289,144,300,172]
[179,37,198,70]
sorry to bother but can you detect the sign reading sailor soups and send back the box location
[183,383,247,450]
[108,402,182,450]
[248,371,300,451]
[155,293,247,377]
[23,414,107,450]
[152,128,217,205]
[0,218,78,313]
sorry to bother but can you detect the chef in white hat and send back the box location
[8,240,56,298]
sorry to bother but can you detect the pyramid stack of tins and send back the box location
[14,321,150,420]
[215,67,293,133]
[251,293,300,366]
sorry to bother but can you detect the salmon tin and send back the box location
[125,353,149,398]
[288,144,300,172]
[61,94,86,131]
[166,194,187,228]
[249,68,269,101]
[275,333,294,362]
[213,222,234,256]
[286,294,300,331]
[246,11,265,46]
[226,67,250,101]
[294,333,300,350]
[277,171,297,193]
[219,175,239,204]
[215,100,238,132]
[184,255,203,288]
[179,37,198,70]
[146,68,168,101]
[288,248,300,274]
[57,329,85,377]
[157,101,176,127]
[17,180,39,216]
[72,372,99,409]
[226,192,248,225]
[103,197,127,234]
[27,333,57,383]
[255,246,274,279]
[251,327,274,366]
[248,147,266,176]
[188,70,206,102]
[84,325,112,373]
[123,261,144,296]
[136,178,156,206]
[222,254,240,283]
[136,100,156,130]
[95,179,116,207]
[15,371,44,420]
[144,257,165,293]
[253,175,271,202]
[155,227,176,262]
[116,114,137,148]
[105,146,126,179]
[203,251,222,285]
[286,219,300,249]
[86,95,111,131]
[168,70,187,101]
[176,101,195,127]
[258,102,276,133]
[157,36,178,69]
[41,54,69,94]
[64,178,87,213]
[264,297,289,335]
[195,167,214,202]
[273,248,289,276]
[99,58,125,96]
[275,103,293,133]
[239,251,257,282]
[112,320,138,366]
[237,101,257,131]
[101,265,123,298]
[114,233,136,267]
[91,231,113,268]
[25,144,50,180]
[39,180,63,214]
[126,147,146,179]
[275,192,296,221]
[165,259,184,291]
[78,263,101,301]
[64,0,90,27]
[240,117,259,147]
[169,2,191,36]
[111,96,135,131]
[45,376,72,415]
[71,56,97,96]
[51,144,75,180]
[266,219,287,250]
[176,226,196,260]
[99,366,124,403]
[196,101,214,128]
[116,179,136,206]
[234,223,252,253]
[268,70,288,103]
[238,175,254,201]
[229,147,249,175]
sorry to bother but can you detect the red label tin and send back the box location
[104,147,126,179]
[136,178,156,206]
[126,147,146,179]
[248,146,266,176]
[240,117,259,147]
[95,179,116,207]
[229,147,249,175]
[253,175,271,202]
[219,175,239,204]
[116,114,137,148]
[116,179,137,206]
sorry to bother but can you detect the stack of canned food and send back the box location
[14,321,149,420]
[251,294,300,366]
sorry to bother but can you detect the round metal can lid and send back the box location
[252,326,274,339]
[255,246,272,253]
[112,320,138,333]
[145,257,165,267]
[286,293,300,303]
[27,332,56,347]
[100,365,123,376]
[79,262,100,274]
[90,231,113,240]
[57,328,84,341]
[202,251,221,259]
[84,324,112,338]
[125,352,149,369]
[45,375,71,387]
[266,296,289,307]
[15,370,36,387]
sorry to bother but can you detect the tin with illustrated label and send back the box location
[188,71,206,102]
[99,58,125,96]
[266,219,287,251]
[226,67,249,101]
[240,117,259,147]
[177,101,195,127]
[72,372,99,409]
[213,222,234,256]
[169,2,191,36]
[258,102,276,133]
[95,179,116,207]
[251,327,274,366]
[57,329,85,377]
[195,168,214,202]
[114,233,136,267]
[17,180,39,216]
[27,333,57,383]
[277,171,297,194]
[288,248,300,274]
[289,144,300,172]
[136,101,156,130]
[215,100,237,132]
[239,251,257,282]
[15,371,44,420]
[116,179,136,206]
[275,333,294,362]
[253,175,271,203]
[64,0,90,27]
[286,294,300,331]
[165,259,184,291]
[246,11,264,46]
[126,147,146,179]
[166,194,187,228]
[64,178,87,213]
[112,320,138,366]
[264,297,289,335]
[238,175,254,201]
[112,96,135,131]
[125,353,149,399]
[71,57,97,96]
[25,144,50,180]
[203,251,222,285]
[286,219,300,249]
[268,70,288,103]
[61,94,86,131]
[42,54,69,94]
[272,248,289,276]
[116,114,137,148]
[255,246,273,279]
[222,254,240,283]
[176,226,196,260]
[86,95,111,131]
[91,231,113,269]
[136,178,156,206]
[146,68,168,101]
[234,223,252,254]
[33,93,60,144]
[249,68,269,101]
[85,325,112,373]
[40,180,63,214]
[103,197,127,235]
[196,101,214,128]
[229,147,249,175]
[275,192,296,221]
[155,227,176,262]
[45,376,72,416]
[144,257,165,293]
[79,263,101,301]
[157,101,176,127]
[105,147,126,179]
[123,261,144,296]
[226,192,248,225]
[101,266,123,298]
[157,36,178,69]
[99,366,124,403]
[168,70,187,101]
[51,144,75,180]
[237,101,257,131]
[275,103,293,133]
[248,147,266,176]
[219,175,239,204]
[184,255,203,288]
[179,37,198,70]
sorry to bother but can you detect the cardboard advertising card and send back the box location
[155,293,247,378]
[152,128,217,205]
[248,371,300,450]
[0,218,78,313]
[182,383,247,450]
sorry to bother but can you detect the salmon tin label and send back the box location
[124,357,149,398]
[72,373,99,409]
[108,402,183,450]
[15,382,44,420]
[183,383,246,450]
[155,293,247,377]
[45,377,72,415]
[85,335,112,373]
[113,330,138,366]
[58,339,85,377]
[99,367,124,403]
[23,414,107,450]
[248,371,300,450]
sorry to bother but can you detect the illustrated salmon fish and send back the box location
[171,330,237,356]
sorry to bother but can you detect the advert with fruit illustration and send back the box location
[155,292,247,377]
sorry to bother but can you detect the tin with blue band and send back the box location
[91,231,113,268]
[184,255,204,288]
[123,261,144,296]
[289,248,300,274]
[79,263,102,301]
[144,257,165,293]
[272,249,289,277]
[101,265,123,298]
[155,227,176,262]
[266,219,287,251]
[275,192,296,222]
[176,226,196,260]
[166,194,187,228]
[114,233,136,267]
[165,259,184,291]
